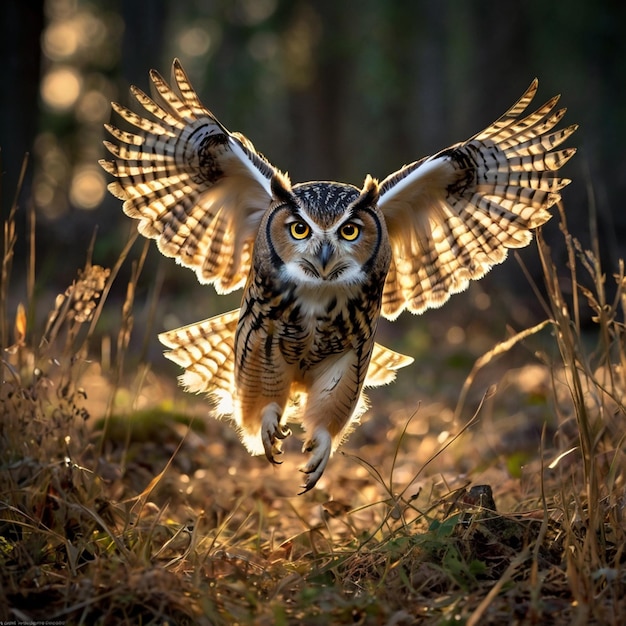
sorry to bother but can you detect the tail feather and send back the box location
[365,343,414,388]
[159,310,239,414]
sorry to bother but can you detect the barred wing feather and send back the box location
[100,59,280,294]
[379,79,577,320]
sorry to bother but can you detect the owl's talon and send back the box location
[261,403,290,465]
[268,448,283,465]
[298,429,332,493]
[275,424,292,440]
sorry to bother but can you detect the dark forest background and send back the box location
[1,0,624,332]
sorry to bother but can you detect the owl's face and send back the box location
[257,174,391,292]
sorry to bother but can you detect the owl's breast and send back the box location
[236,267,384,385]
[287,281,382,371]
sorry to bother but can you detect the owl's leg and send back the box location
[261,402,292,464]
[299,352,365,493]
[299,428,332,494]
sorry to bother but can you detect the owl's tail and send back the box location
[159,308,412,405]
[158,309,239,415]
[365,343,414,388]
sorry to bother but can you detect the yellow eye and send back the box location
[289,221,310,240]
[339,223,360,241]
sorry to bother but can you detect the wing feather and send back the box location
[100,59,282,293]
[378,80,577,319]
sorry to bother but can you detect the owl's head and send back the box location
[256,174,391,289]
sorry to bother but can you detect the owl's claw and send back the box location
[299,429,332,494]
[261,403,291,465]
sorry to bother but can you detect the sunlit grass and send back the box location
[2,169,625,623]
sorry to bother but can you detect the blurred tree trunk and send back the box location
[118,0,169,89]
[0,0,44,212]
[284,1,349,182]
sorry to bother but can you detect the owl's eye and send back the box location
[289,221,310,240]
[339,223,360,241]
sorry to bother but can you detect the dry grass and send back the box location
[2,174,626,624]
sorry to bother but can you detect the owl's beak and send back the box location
[316,241,335,273]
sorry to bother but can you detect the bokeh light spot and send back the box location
[41,66,82,111]
[43,21,79,59]
[474,292,491,310]
[76,89,110,124]
[446,325,465,345]
[240,0,277,24]
[179,26,212,57]
[34,180,55,209]
[70,165,106,210]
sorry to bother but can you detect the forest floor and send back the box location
[2,208,626,625]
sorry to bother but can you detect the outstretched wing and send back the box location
[100,59,282,293]
[158,309,239,415]
[378,79,577,320]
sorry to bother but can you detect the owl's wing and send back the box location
[100,59,280,293]
[158,309,239,415]
[364,343,414,388]
[378,79,577,320]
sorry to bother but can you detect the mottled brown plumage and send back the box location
[101,60,576,492]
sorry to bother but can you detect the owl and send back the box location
[100,60,576,493]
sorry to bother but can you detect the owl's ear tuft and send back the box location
[271,172,293,203]
[359,174,380,207]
